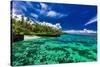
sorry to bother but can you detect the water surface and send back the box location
[12,34,97,66]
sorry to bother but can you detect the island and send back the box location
[11,15,62,42]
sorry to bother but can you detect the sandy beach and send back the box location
[24,35,41,40]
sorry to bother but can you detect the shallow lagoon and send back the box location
[12,34,97,66]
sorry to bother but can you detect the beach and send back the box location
[24,35,41,40]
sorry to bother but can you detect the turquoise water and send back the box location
[12,34,97,66]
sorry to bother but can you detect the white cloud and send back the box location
[39,3,67,18]
[39,3,48,14]
[12,8,15,15]
[26,2,33,7]
[40,3,48,10]
[39,9,66,18]
[12,7,24,15]
[47,11,57,17]
[26,1,40,11]
[85,15,97,26]
[63,29,97,34]
[12,2,26,16]
[47,10,67,18]
[30,13,38,19]
[12,2,67,20]
[38,21,62,29]
[55,23,62,29]
[20,5,27,12]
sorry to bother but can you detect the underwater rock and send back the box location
[32,41,45,44]
[12,34,24,42]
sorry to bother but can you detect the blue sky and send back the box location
[11,1,97,31]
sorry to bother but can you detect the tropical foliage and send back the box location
[11,16,62,35]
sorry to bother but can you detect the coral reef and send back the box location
[12,34,97,66]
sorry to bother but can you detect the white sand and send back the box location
[24,35,41,40]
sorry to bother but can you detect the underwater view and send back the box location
[12,34,97,66]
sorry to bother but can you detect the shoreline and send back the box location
[24,35,41,40]
[12,34,61,42]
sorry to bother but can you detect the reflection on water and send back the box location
[12,34,97,66]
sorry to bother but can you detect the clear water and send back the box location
[12,34,97,66]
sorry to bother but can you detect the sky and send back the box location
[11,1,97,31]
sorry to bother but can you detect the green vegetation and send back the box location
[12,16,62,35]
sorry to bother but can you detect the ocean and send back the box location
[12,34,97,66]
